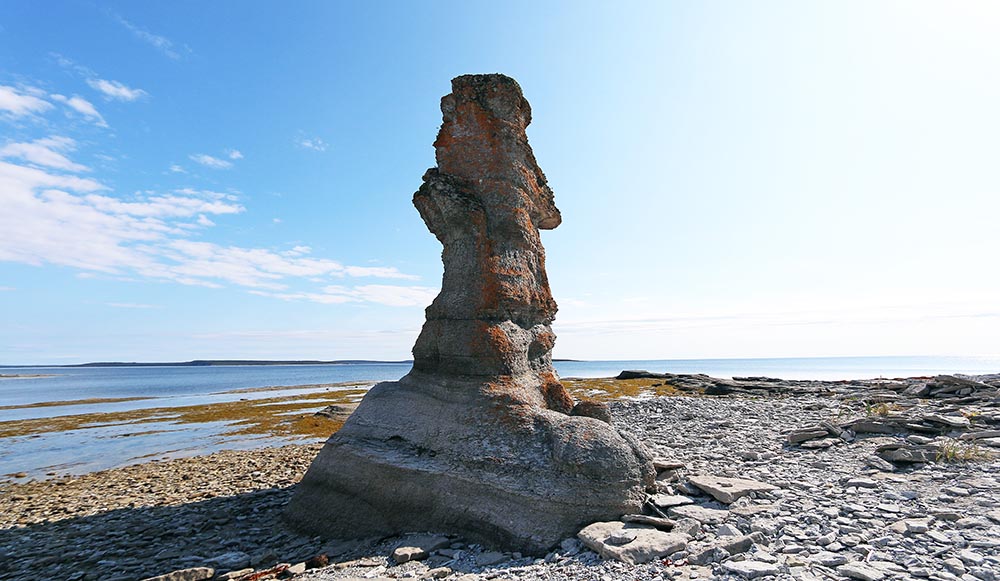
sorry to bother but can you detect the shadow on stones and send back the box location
[0,485,340,581]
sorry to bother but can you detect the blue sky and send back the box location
[1,1,998,364]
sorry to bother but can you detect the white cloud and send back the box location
[253,284,438,307]
[0,85,52,117]
[87,78,147,102]
[169,164,186,173]
[50,94,108,127]
[0,286,14,291]
[0,137,89,172]
[114,14,181,59]
[226,149,243,160]
[296,137,327,151]
[273,218,282,224]
[189,153,233,169]
[343,266,420,280]
[0,148,420,296]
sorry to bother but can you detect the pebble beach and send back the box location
[1,373,999,581]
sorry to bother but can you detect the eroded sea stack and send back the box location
[285,74,655,553]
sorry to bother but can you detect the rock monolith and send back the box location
[284,74,655,553]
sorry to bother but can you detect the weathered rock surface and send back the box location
[577,521,688,565]
[284,74,654,553]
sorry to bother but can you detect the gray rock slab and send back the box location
[667,504,730,524]
[838,563,886,581]
[577,521,688,565]
[687,474,777,503]
[721,560,781,578]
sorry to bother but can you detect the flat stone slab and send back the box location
[578,521,688,565]
[687,474,777,504]
[650,493,694,508]
[838,562,886,581]
[667,504,730,524]
[721,560,781,578]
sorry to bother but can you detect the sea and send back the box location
[3,355,1000,409]
[1,356,998,479]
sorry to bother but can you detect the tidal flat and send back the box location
[0,377,668,482]
[0,382,370,481]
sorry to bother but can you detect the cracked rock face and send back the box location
[284,74,654,553]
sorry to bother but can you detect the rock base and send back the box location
[284,373,654,554]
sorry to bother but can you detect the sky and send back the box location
[1,1,999,364]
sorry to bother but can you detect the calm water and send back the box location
[2,356,998,479]
[3,356,1000,409]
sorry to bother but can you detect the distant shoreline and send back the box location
[0,358,583,368]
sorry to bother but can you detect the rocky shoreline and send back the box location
[1,373,998,581]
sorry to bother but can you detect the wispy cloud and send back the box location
[50,94,108,127]
[87,78,147,102]
[251,284,438,307]
[0,147,421,293]
[0,137,90,172]
[296,137,327,152]
[169,164,186,173]
[189,153,233,170]
[0,85,52,118]
[106,302,163,309]
[226,149,243,160]
[113,14,182,60]
[0,286,15,291]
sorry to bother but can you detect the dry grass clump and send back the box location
[936,439,992,463]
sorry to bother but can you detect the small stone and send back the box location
[716,523,742,536]
[810,552,848,567]
[944,557,967,575]
[958,549,985,566]
[846,478,878,489]
[838,562,886,581]
[217,570,253,581]
[787,428,829,444]
[651,494,695,508]
[425,567,451,579]
[393,547,428,564]
[688,546,730,565]
[672,518,702,537]
[718,534,756,555]
[286,563,306,575]
[721,560,781,578]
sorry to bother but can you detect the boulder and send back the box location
[284,74,654,554]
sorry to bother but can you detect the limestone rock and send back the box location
[284,74,654,554]
[577,521,688,565]
[687,474,777,504]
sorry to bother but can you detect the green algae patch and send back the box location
[0,386,368,440]
[563,377,680,402]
